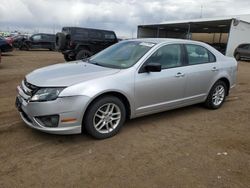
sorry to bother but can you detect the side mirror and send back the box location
[144,63,162,72]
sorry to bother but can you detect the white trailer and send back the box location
[137,15,250,57]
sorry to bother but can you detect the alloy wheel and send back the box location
[93,103,121,134]
[212,85,225,106]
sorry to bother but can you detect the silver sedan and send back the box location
[16,39,237,139]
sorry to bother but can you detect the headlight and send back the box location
[30,88,65,102]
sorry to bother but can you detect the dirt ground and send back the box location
[0,50,249,188]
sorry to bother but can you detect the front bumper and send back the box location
[16,92,90,135]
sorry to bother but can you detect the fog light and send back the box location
[36,115,59,127]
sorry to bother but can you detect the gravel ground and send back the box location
[0,50,249,188]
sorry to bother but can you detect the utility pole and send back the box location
[200,0,203,18]
[200,4,203,18]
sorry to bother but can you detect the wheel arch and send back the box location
[216,77,230,96]
[84,91,132,121]
[76,44,92,53]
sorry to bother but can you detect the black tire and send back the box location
[204,80,228,109]
[64,54,74,62]
[76,49,92,60]
[83,96,126,139]
[235,53,241,61]
[55,32,66,51]
[19,43,29,51]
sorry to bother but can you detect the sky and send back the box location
[0,0,250,37]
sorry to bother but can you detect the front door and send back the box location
[30,34,42,48]
[135,44,187,116]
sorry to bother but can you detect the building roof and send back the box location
[139,14,250,27]
[138,15,250,34]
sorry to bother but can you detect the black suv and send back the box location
[234,43,250,61]
[55,27,118,61]
[19,33,55,51]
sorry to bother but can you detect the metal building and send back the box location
[137,15,250,57]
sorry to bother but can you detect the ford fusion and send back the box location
[16,39,237,139]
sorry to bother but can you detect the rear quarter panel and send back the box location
[209,56,237,94]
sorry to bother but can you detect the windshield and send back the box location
[89,41,155,69]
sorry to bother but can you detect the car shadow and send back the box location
[125,103,205,128]
[29,103,205,143]
[18,49,56,52]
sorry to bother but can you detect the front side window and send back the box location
[145,44,182,69]
[32,35,41,41]
[186,44,215,65]
[89,41,155,69]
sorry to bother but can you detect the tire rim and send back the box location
[212,85,225,106]
[93,103,121,134]
[83,52,90,58]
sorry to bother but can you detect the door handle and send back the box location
[175,72,185,77]
[212,67,219,72]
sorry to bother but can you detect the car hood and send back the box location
[26,61,121,87]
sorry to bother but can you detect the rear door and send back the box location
[135,44,187,115]
[41,34,55,49]
[183,44,219,102]
[30,34,42,48]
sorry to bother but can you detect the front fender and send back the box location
[59,71,135,116]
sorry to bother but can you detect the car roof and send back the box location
[129,38,205,45]
[63,27,115,33]
[127,38,226,59]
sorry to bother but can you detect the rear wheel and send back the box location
[205,81,227,109]
[84,96,126,139]
[76,49,92,60]
[235,53,241,61]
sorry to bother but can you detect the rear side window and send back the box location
[185,44,216,65]
[104,32,116,40]
[89,31,102,39]
[75,29,88,38]
[43,35,54,41]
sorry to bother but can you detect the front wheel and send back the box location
[76,49,92,60]
[83,96,126,139]
[205,81,227,109]
[64,54,74,62]
[19,43,29,51]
